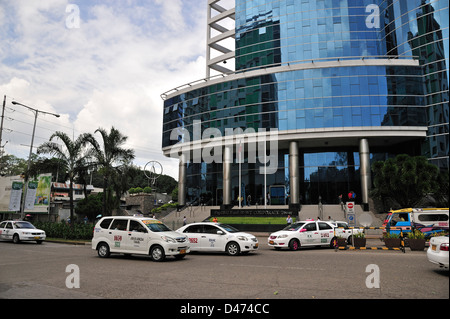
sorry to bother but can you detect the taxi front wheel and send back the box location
[97,243,110,258]
[226,242,240,256]
[13,234,20,244]
[289,239,300,251]
[150,245,165,262]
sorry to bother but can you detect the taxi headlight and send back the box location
[161,236,176,243]
[278,234,288,239]
[237,236,248,241]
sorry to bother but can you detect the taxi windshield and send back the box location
[283,222,305,231]
[145,222,172,232]
[14,222,35,229]
[218,224,240,233]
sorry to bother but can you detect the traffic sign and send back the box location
[346,201,355,214]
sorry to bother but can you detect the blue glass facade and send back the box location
[235,0,383,70]
[163,65,425,147]
[162,0,449,206]
[382,0,449,168]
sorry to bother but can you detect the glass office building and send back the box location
[162,0,449,209]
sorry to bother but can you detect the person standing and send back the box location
[286,215,293,225]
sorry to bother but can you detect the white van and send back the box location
[92,216,190,261]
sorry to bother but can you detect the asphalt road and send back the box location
[0,238,448,300]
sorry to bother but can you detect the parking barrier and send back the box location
[334,226,406,253]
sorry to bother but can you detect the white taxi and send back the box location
[92,216,190,261]
[268,220,336,250]
[177,222,258,256]
[330,220,364,244]
[427,235,449,269]
[0,220,46,244]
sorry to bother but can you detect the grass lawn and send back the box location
[207,217,297,225]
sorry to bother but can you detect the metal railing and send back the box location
[160,55,419,100]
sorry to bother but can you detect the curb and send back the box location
[45,239,91,246]
[337,246,403,251]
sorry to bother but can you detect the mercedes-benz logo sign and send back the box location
[144,161,163,185]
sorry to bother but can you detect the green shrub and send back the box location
[383,232,400,239]
[151,202,178,214]
[408,230,425,239]
[34,222,93,240]
[353,232,365,238]
[143,186,152,193]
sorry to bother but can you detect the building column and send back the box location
[289,141,300,214]
[222,144,233,208]
[359,138,371,211]
[178,153,187,207]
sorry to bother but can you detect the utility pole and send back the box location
[0,95,6,162]
[0,95,6,149]
[11,101,60,219]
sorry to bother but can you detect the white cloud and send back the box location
[0,0,209,179]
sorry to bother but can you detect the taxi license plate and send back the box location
[432,245,436,251]
[179,249,186,254]
[34,236,40,239]
[255,243,259,248]
[269,240,274,245]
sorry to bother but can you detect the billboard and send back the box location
[25,174,52,213]
[0,174,52,213]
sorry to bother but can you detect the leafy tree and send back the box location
[28,157,67,183]
[85,127,135,216]
[171,186,178,202]
[153,174,177,194]
[75,193,103,221]
[0,154,27,176]
[435,170,449,207]
[37,132,92,223]
[371,154,441,209]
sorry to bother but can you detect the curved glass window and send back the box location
[163,65,426,148]
[379,0,449,165]
[235,0,384,70]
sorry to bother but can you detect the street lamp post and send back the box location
[11,101,60,219]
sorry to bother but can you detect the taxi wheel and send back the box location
[226,242,240,256]
[97,243,110,258]
[150,245,165,262]
[13,234,20,244]
[289,239,300,251]
[331,237,339,248]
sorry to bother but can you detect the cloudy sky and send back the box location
[0,0,220,179]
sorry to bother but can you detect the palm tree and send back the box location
[85,127,135,216]
[37,132,92,223]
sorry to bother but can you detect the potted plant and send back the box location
[352,232,366,248]
[383,232,401,248]
[335,236,347,249]
[407,230,426,251]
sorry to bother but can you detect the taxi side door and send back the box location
[127,220,149,253]
[1,222,14,241]
[181,225,203,251]
[318,222,334,245]
[0,222,6,240]
[200,225,227,251]
[108,219,130,251]
[299,222,320,246]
